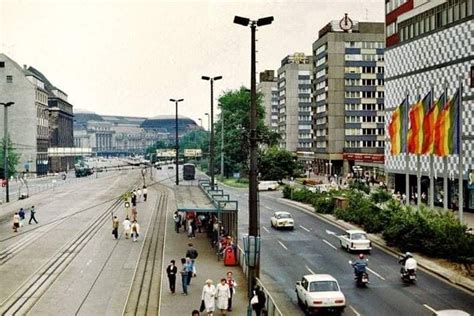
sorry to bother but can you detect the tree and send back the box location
[214,87,280,177]
[145,140,172,162]
[258,147,302,181]
[179,130,209,153]
[0,136,21,178]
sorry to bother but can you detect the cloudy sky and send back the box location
[0,0,383,125]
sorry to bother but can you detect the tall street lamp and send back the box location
[170,98,183,185]
[198,118,203,128]
[202,75,222,190]
[234,14,273,310]
[204,112,210,131]
[1,102,14,203]
[219,106,224,179]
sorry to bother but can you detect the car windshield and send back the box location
[277,213,291,219]
[351,233,367,240]
[309,281,339,292]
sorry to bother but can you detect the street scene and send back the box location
[1,0,474,315]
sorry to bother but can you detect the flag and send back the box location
[434,90,460,156]
[421,92,443,155]
[407,94,427,154]
[388,98,407,155]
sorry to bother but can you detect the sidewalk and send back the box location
[280,198,474,293]
[160,190,248,316]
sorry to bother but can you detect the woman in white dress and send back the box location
[201,279,216,315]
[215,278,230,315]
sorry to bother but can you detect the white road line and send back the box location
[423,304,437,313]
[349,305,361,316]
[277,240,288,250]
[299,225,310,232]
[322,239,337,250]
[262,226,270,233]
[305,265,316,275]
[367,267,386,280]
[264,205,272,210]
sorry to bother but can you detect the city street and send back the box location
[220,183,474,316]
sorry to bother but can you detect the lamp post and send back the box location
[1,102,14,203]
[198,118,203,129]
[234,14,273,312]
[202,75,222,190]
[219,106,224,179]
[204,112,210,131]
[170,98,183,185]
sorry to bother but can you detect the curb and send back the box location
[278,198,474,294]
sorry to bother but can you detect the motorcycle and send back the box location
[349,260,369,287]
[401,268,417,284]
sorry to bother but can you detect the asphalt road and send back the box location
[221,185,474,316]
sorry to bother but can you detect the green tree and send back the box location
[0,136,20,178]
[258,147,302,181]
[179,130,209,153]
[214,87,280,177]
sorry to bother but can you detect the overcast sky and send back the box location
[0,0,383,126]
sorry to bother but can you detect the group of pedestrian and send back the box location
[12,206,38,233]
[112,215,140,241]
[199,271,237,316]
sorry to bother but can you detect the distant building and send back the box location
[258,70,278,132]
[0,54,51,175]
[277,53,314,164]
[311,19,385,177]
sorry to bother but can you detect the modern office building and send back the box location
[258,70,278,132]
[385,0,474,211]
[277,53,314,164]
[311,19,385,177]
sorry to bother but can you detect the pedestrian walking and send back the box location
[173,211,181,233]
[191,310,200,316]
[112,216,119,240]
[18,208,25,227]
[216,278,230,315]
[142,186,148,202]
[131,206,138,221]
[201,279,216,315]
[180,258,189,295]
[28,205,38,224]
[185,243,199,277]
[122,217,131,239]
[186,257,194,285]
[137,188,142,201]
[12,212,20,233]
[225,271,237,311]
[131,190,137,207]
[131,220,140,242]
[252,286,266,316]
[166,259,178,294]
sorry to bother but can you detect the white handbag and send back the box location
[250,294,259,305]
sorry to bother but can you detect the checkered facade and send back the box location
[385,19,474,177]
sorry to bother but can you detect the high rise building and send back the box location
[311,19,385,178]
[258,70,278,132]
[277,53,314,165]
[385,0,474,211]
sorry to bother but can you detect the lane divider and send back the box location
[322,239,337,250]
[366,267,386,280]
[305,265,316,275]
[262,226,270,233]
[299,225,310,232]
[349,305,361,316]
[423,304,437,313]
[277,240,288,250]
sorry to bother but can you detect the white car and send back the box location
[434,310,471,316]
[270,211,294,230]
[258,180,279,191]
[339,229,372,252]
[295,274,346,314]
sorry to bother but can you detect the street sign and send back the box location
[184,149,202,157]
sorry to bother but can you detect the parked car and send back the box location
[295,274,346,314]
[258,180,279,191]
[168,165,174,169]
[338,229,372,253]
[270,211,294,230]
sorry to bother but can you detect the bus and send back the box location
[183,163,196,180]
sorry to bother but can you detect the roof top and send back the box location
[304,274,338,282]
[346,229,367,234]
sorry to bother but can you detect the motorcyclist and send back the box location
[352,254,368,278]
[399,252,417,275]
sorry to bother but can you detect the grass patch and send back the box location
[222,178,249,188]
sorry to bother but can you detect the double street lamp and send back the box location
[202,75,222,190]
[170,98,184,185]
[1,102,14,203]
[234,14,273,312]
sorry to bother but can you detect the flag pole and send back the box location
[457,78,464,224]
[429,86,434,209]
[405,90,410,205]
[443,82,448,211]
[417,87,421,207]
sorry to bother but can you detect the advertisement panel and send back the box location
[184,149,202,157]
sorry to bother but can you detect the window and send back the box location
[345,91,360,98]
[316,57,326,66]
[315,44,327,55]
[6,75,13,83]
[316,69,326,79]
[0,61,4,68]
[345,54,362,61]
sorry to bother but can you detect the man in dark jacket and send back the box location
[166,260,178,294]
[252,285,266,316]
[185,243,198,281]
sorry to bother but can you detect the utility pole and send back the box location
[170,98,183,185]
[1,102,14,203]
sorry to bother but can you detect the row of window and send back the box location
[316,80,326,90]
[316,141,326,148]
[345,79,384,86]
[345,115,385,123]
[316,104,326,113]
[344,41,385,49]
[299,106,311,112]
[344,66,384,74]
[315,69,326,79]
[345,103,384,111]
[298,142,312,148]
[345,127,384,136]
[299,133,313,139]
[315,44,327,56]
[344,54,384,62]
[345,91,385,98]
[346,140,384,148]
[316,56,326,67]
[386,0,409,14]
[298,88,311,94]
[315,129,326,137]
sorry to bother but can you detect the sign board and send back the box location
[156,149,176,157]
[468,169,474,189]
[184,149,202,157]
[233,172,240,179]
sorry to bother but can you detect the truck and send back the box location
[183,163,196,180]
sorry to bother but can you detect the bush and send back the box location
[370,188,393,204]
[282,185,291,199]
[348,181,370,194]
[313,193,336,214]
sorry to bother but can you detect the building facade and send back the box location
[258,70,279,132]
[385,0,474,211]
[311,20,385,177]
[277,53,314,164]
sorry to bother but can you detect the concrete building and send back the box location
[277,53,314,164]
[0,54,50,175]
[385,0,474,211]
[311,19,385,177]
[258,70,278,132]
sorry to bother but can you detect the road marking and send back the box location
[262,226,270,233]
[299,225,310,232]
[367,267,386,280]
[305,265,316,275]
[264,205,272,210]
[277,240,288,250]
[423,304,437,313]
[325,229,337,236]
[323,239,337,250]
[349,305,361,316]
